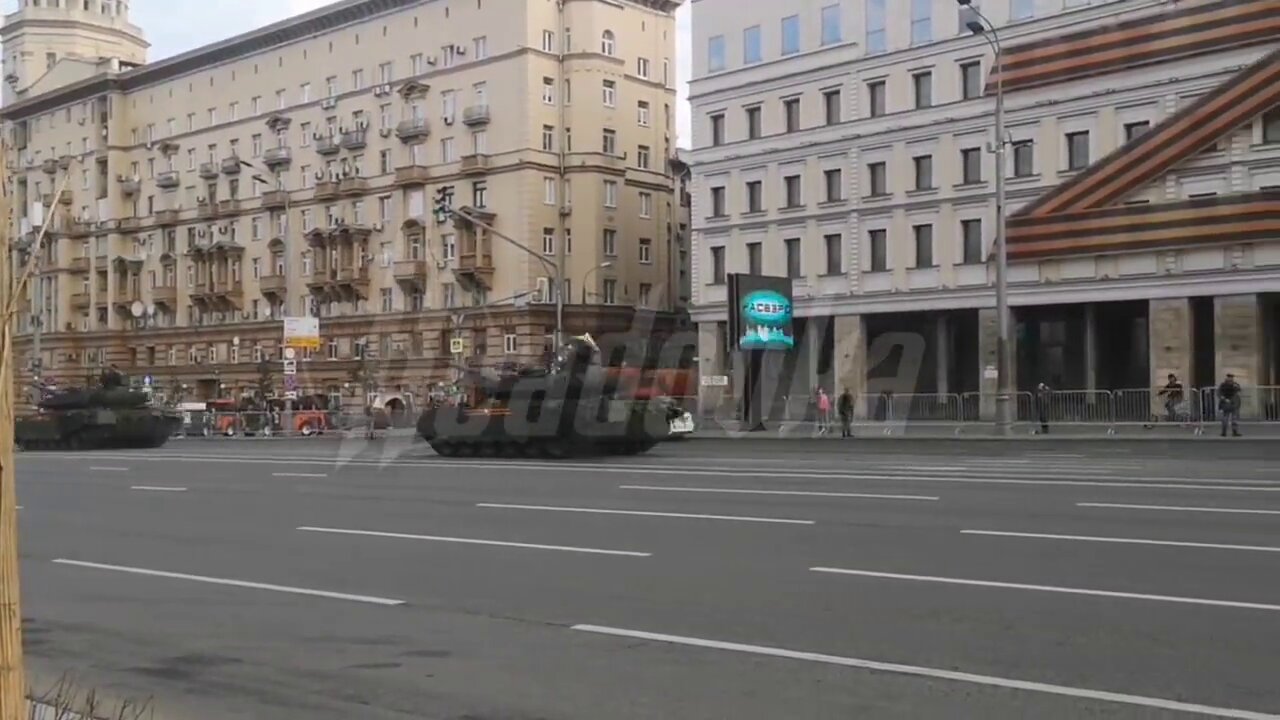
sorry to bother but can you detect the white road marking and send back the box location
[272,472,329,478]
[297,526,651,557]
[1078,503,1280,516]
[570,625,1280,719]
[961,529,1280,553]
[477,503,815,525]
[809,567,1280,613]
[51,559,404,606]
[619,485,938,501]
[130,486,188,493]
[90,466,129,472]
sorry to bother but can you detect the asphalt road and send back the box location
[15,436,1280,719]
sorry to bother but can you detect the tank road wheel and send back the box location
[520,441,542,458]
[430,441,454,457]
[65,433,83,451]
[498,442,522,458]
[476,441,498,458]
[541,440,569,459]
[454,442,477,458]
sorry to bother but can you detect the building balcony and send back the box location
[197,202,218,220]
[114,287,142,307]
[315,136,341,155]
[263,146,292,168]
[119,217,141,231]
[198,162,220,180]
[69,256,90,273]
[156,209,180,225]
[456,249,495,289]
[213,279,245,306]
[261,190,288,209]
[393,259,428,286]
[218,198,241,214]
[41,158,57,175]
[191,283,212,302]
[338,177,368,196]
[64,220,93,236]
[120,178,141,195]
[156,171,180,189]
[152,285,177,305]
[395,117,430,142]
[70,292,90,308]
[394,165,430,186]
[462,104,491,126]
[57,155,73,170]
[337,266,371,297]
[42,190,72,207]
[221,156,242,175]
[460,153,491,175]
[340,129,368,150]
[259,274,288,296]
[314,180,339,199]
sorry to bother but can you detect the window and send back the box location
[638,283,652,308]
[601,30,616,56]
[783,175,802,207]
[824,234,842,275]
[472,181,488,208]
[542,77,555,104]
[710,246,726,284]
[869,229,888,271]
[637,145,651,169]
[504,334,518,354]
[542,125,555,151]
[913,71,933,109]
[868,161,888,195]
[961,147,982,184]
[710,186,726,216]
[543,176,557,205]
[743,25,762,64]
[913,224,934,268]
[603,228,617,256]
[746,181,763,213]
[639,192,652,218]
[473,36,488,59]
[638,101,651,127]
[781,15,801,56]
[441,44,456,68]
[747,242,762,275]
[785,238,801,278]
[1124,121,1151,142]
[542,30,555,52]
[602,80,616,107]
[637,57,650,79]
[746,106,762,139]
[824,169,843,202]
[914,155,934,190]
[823,90,842,125]
[1013,141,1035,177]
[708,35,726,72]
[602,279,617,305]
[325,75,338,97]
[961,219,983,264]
[911,0,932,44]
[867,0,887,54]
[1066,131,1090,170]
[602,128,617,155]
[961,61,983,100]
[868,80,887,117]
[784,98,801,133]
[542,227,556,255]
[603,180,618,208]
[639,238,652,264]
[821,4,842,45]
[1264,108,1280,143]
[1012,0,1035,20]
[710,114,726,146]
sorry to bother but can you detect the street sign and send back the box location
[449,338,465,354]
[282,360,297,376]
[282,316,321,350]
[283,347,297,360]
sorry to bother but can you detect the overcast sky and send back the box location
[5,0,694,145]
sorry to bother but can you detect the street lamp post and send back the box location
[958,0,1012,433]
[580,261,615,304]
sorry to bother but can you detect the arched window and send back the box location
[601,30,616,56]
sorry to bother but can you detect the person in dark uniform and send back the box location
[100,364,124,389]
[1218,373,1243,437]
[837,388,854,438]
[1158,373,1184,423]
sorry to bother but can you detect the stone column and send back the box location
[1149,298,1192,386]
[833,314,866,417]
[696,322,725,419]
[935,314,950,395]
[977,308,1016,420]
[1215,294,1263,415]
[1083,303,1098,391]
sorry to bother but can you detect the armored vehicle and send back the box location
[17,375,182,451]
[417,335,671,458]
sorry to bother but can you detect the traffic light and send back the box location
[433,185,454,224]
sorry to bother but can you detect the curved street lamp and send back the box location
[580,261,615,304]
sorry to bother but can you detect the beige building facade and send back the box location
[688,0,1280,417]
[4,0,688,402]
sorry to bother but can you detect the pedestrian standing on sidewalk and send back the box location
[1218,373,1243,437]
[1036,382,1052,435]
[837,388,854,438]
[816,387,832,435]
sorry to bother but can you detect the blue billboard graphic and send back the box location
[738,287,795,350]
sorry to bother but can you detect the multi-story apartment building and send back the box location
[689,0,1280,415]
[3,0,687,402]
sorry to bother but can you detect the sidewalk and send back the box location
[687,419,1280,440]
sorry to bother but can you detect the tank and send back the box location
[16,382,182,451]
[417,335,672,458]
